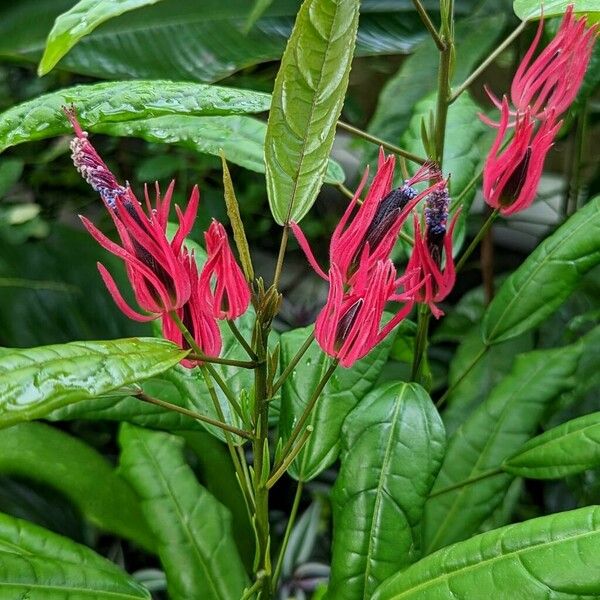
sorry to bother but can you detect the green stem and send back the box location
[428,467,505,498]
[411,0,445,51]
[241,576,265,600]
[272,360,338,475]
[436,345,488,408]
[266,427,312,489]
[203,361,245,422]
[410,303,431,383]
[433,9,453,165]
[455,209,499,274]
[336,182,355,200]
[271,481,304,593]
[271,331,315,395]
[337,120,428,165]
[449,19,528,104]
[273,224,289,290]
[136,392,252,440]
[565,98,588,217]
[227,319,259,361]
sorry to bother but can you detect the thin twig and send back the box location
[412,0,446,51]
[203,362,245,422]
[273,224,290,289]
[436,345,488,408]
[271,331,315,395]
[455,209,499,274]
[227,319,258,361]
[266,427,312,489]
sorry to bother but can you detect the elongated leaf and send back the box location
[39,0,165,75]
[245,0,275,31]
[368,13,506,161]
[0,422,153,550]
[0,0,430,83]
[0,511,150,599]
[0,81,270,153]
[119,424,248,600]
[95,115,345,184]
[265,0,359,224]
[0,338,186,427]
[505,411,600,478]
[279,324,394,481]
[514,0,600,21]
[329,383,446,600]
[482,196,600,344]
[373,506,600,600]
[424,342,583,553]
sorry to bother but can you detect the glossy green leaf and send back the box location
[424,341,583,553]
[329,383,446,600]
[265,0,359,224]
[0,0,430,83]
[368,12,505,162]
[0,511,150,598]
[0,338,186,427]
[505,411,600,478]
[279,324,394,481]
[514,0,600,21]
[482,196,600,344]
[0,422,153,550]
[245,0,275,31]
[39,0,165,75]
[119,424,248,600]
[0,80,270,153]
[373,506,600,600]
[95,115,345,184]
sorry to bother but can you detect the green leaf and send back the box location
[329,382,446,600]
[94,115,345,184]
[424,342,583,553]
[0,422,154,550]
[39,0,165,75]
[0,511,150,598]
[119,424,248,600]
[0,0,430,83]
[0,338,186,427]
[505,411,600,479]
[513,0,600,22]
[482,196,600,344]
[279,323,394,481]
[373,506,600,600]
[0,80,270,153]
[245,0,275,31]
[368,12,506,162]
[265,0,359,224]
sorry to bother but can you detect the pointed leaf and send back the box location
[279,324,394,481]
[505,411,600,479]
[373,506,600,600]
[0,80,270,153]
[118,424,248,600]
[482,196,600,344]
[0,511,150,599]
[0,422,153,550]
[329,382,446,600]
[0,338,186,427]
[424,341,583,553]
[265,0,359,224]
[39,0,165,75]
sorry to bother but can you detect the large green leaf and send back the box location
[279,324,394,481]
[0,80,270,153]
[0,511,150,599]
[329,382,446,600]
[39,0,165,75]
[373,506,600,599]
[482,196,600,344]
[118,424,248,600]
[95,115,345,184]
[505,411,600,479]
[0,338,186,427]
[0,0,430,83]
[0,422,153,550]
[514,0,600,21]
[368,12,506,161]
[265,0,359,224]
[424,342,583,553]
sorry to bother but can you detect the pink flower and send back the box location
[315,257,416,367]
[484,5,597,124]
[405,195,459,319]
[483,98,560,215]
[162,254,222,368]
[291,149,442,285]
[66,107,198,321]
[200,220,251,320]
